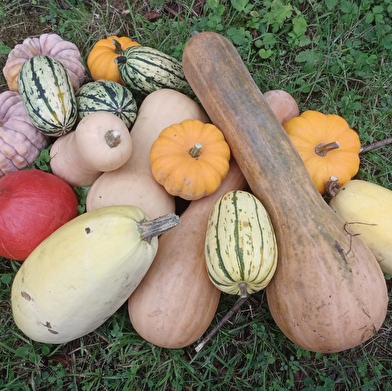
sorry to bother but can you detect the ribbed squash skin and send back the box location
[18,55,77,136]
[182,32,388,353]
[11,206,176,344]
[76,80,137,128]
[205,190,277,296]
[116,46,194,96]
[329,179,392,276]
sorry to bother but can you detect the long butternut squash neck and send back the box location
[182,33,324,220]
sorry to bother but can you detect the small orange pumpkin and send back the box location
[283,110,361,194]
[87,36,140,84]
[150,119,231,200]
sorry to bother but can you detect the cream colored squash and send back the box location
[50,112,133,187]
[329,179,392,275]
[86,89,209,218]
[11,206,178,344]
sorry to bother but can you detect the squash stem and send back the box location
[105,130,122,148]
[137,213,179,243]
[114,55,127,65]
[112,39,123,54]
[189,142,202,158]
[315,141,340,157]
[195,286,250,353]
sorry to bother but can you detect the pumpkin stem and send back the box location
[104,130,122,148]
[325,176,341,197]
[137,213,179,243]
[111,39,123,54]
[315,141,340,157]
[189,142,202,158]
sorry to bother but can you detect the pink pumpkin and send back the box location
[0,169,79,261]
[0,90,49,177]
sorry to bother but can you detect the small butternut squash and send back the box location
[328,178,392,276]
[182,31,387,353]
[11,206,179,344]
[127,88,299,349]
[50,112,133,187]
[263,89,299,125]
[86,89,209,218]
[128,158,247,348]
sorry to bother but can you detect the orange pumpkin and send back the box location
[150,119,231,200]
[283,110,361,194]
[87,36,140,84]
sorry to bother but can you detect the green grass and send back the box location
[1,0,392,389]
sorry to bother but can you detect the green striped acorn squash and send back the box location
[18,55,77,137]
[115,46,194,97]
[76,80,138,129]
[204,190,278,297]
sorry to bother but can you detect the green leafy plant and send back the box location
[0,1,391,390]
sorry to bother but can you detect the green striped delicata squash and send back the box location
[18,55,77,137]
[115,46,194,97]
[205,190,278,297]
[76,80,138,129]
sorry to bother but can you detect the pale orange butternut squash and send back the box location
[182,31,388,353]
[86,89,209,219]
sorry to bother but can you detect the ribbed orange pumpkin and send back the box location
[150,119,231,200]
[283,110,361,194]
[87,36,140,84]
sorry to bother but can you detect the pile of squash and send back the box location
[1,31,391,354]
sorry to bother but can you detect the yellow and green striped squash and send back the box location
[205,190,278,297]
[18,55,77,137]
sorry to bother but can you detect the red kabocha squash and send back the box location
[0,169,79,261]
[0,91,49,177]
[3,33,86,91]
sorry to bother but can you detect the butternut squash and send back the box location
[128,159,247,348]
[86,89,209,219]
[127,89,298,349]
[182,31,388,353]
[263,89,299,124]
[50,112,133,187]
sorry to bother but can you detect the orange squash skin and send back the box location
[182,32,388,353]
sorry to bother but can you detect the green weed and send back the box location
[0,0,391,390]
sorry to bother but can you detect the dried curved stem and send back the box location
[360,137,392,153]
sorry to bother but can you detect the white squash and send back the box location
[11,206,178,343]
[205,190,278,297]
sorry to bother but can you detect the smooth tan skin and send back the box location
[182,31,388,353]
[50,112,133,187]
[128,159,247,349]
[127,90,299,349]
[86,89,209,219]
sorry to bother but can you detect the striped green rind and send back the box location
[18,55,77,137]
[205,190,278,296]
[76,80,137,129]
[116,46,194,97]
